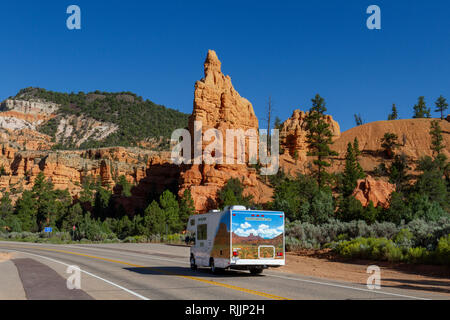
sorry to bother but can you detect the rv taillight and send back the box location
[277,252,283,257]
[233,250,239,257]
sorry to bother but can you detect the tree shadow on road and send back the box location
[381,278,450,295]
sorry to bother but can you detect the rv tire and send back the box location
[190,255,197,271]
[249,267,263,275]
[210,258,219,274]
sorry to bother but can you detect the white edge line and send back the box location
[8,249,151,301]
[267,273,431,300]
[2,242,433,300]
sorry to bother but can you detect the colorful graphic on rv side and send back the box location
[231,211,284,260]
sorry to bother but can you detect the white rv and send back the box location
[186,205,285,274]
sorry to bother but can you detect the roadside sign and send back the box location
[44,227,53,233]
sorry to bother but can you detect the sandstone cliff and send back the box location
[330,118,450,174]
[179,50,272,212]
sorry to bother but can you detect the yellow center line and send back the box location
[4,244,290,300]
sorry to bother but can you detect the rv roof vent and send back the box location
[230,205,247,210]
[209,209,221,213]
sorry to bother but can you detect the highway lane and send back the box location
[0,241,447,300]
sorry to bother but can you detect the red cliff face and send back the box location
[352,176,396,209]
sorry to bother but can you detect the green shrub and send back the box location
[333,235,450,265]
[435,234,450,265]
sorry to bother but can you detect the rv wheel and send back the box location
[210,258,217,274]
[249,267,263,275]
[190,256,197,271]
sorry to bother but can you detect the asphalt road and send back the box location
[0,241,447,300]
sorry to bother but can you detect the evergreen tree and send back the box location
[32,172,57,230]
[388,104,398,120]
[159,190,181,233]
[435,95,448,120]
[413,96,431,118]
[116,175,132,197]
[178,189,195,229]
[144,201,165,235]
[15,190,38,232]
[0,193,14,217]
[305,94,338,189]
[218,178,254,209]
[381,132,400,159]
[62,203,83,231]
[414,156,448,211]
[274,116,283,130]
[93,186,112,219]
[389,154,411,192]
[342,142,365,197]
[79,175,96,207]
[354,114,363,126]
[430,120,445,157]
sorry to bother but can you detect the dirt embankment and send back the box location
[280,251,450,296]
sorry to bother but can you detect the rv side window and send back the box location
[197,224,207,240]
[190,219,195,226]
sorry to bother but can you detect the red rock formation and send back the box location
[280,109,340,160]
[352,176,396,209]
[179,50,272,212]
[330,118,450,173]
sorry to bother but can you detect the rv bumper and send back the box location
[230,259,285,267]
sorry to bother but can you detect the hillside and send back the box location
[330,118,450,173]
[278,118,450,177]
[1,87,189,150]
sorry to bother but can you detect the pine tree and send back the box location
[0,193,14,219]
[274,116,283,130]
[388,104,398,120]
[159,190,180,234]
[430,120,444,157]
[15,190,38,232]
[179,189,195,229]
[381,132,400,159]
[354,114,363,126]
[116,175,132,197]
[305,94,338,189]
[342,142,365,197]
[413,96,431,118]
[435,95,448,120]
[389,153,411,192]
[144,200,165,235]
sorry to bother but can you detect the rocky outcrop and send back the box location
[330,118,450,173]
[0,99,118,149]
[179,50,271,212]
[352,176,396,209]
[0,145,179,211]
[280,109,340,160]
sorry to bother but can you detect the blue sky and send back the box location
[0,1,449,131]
